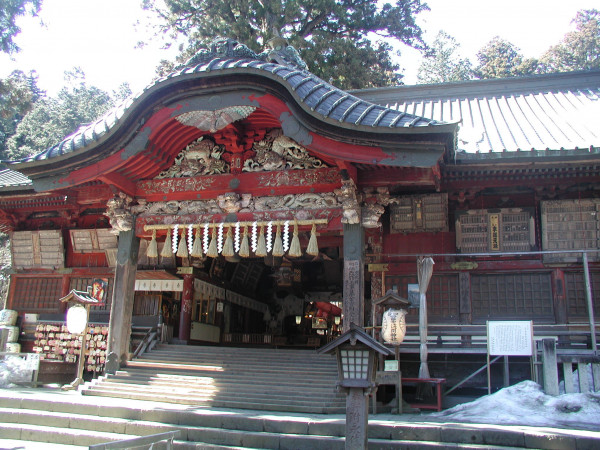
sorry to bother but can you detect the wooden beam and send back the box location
[98,173,137,197]
[136,168,342,202]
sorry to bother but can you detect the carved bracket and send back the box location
[105,192,135,234]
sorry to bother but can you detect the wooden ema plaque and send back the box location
[390,193,448,234]
[455,208,535,253]
[541,199,600,263]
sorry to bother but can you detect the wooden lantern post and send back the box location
[318,324,393,450]
[372,290,410,413]
[59,290,103,390]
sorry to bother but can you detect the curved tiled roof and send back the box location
[12,55,450,165]
[352,70,600,155]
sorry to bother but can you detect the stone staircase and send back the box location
[3,387,600,449]
[81,344,347,414]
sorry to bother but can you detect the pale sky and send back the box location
[0,0,598,96]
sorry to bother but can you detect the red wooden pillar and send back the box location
[179,272,194,342]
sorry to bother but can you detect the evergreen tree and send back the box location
[5,69,114,161]
[539,9,600,72]
[0,0,42,54]
[473,37,539,79]
[416,31,472,84]
[0,70,43,160]
[141,0,430,89]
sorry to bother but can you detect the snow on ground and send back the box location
[432,380,600,431]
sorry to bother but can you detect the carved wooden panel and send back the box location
[11,230,64,269]
[390,193,448,233]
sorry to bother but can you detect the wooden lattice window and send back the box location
[471,273,553,322]
[11,230,64,269]
[9,276,62,313]
[565,271,600,320]
[69,277,113,311]
[385,274,459,322]
[70,229,117,253]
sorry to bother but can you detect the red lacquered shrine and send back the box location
[0,39,598,395]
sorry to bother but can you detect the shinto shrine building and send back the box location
[0,38,598,399]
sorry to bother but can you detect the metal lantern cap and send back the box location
[59,289,104,306]
[318,323,393,357]
[318,323,393,388]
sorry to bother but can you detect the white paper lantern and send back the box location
[381,308,407,345]
[66,305,88,335]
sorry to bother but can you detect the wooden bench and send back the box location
[374,372,446,412]
[401,377,446,411]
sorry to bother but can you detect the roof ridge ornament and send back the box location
[260,36,307,71]
[183,37,307,71]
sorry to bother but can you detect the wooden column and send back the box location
[343,223,364,331]
[551,269,569,346]
[179,272,194,342]
[345,388,369,449]
[106,229,139,373]
[542,338,559,396]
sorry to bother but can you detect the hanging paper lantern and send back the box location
[66,305,88,335]
[191,227,203,258]
[272,224,284,257]
[239,226,250,257]
[222,226,235,257]
[206,226,218,258]
[147,230,158,258]
[255,225,267,257]
[161,228,173,258]
[288,222,302,258]
[306,223,319,256]
[381,308,407,345]
[176,227,188,257]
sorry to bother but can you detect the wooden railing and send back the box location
[537,338,600,395]
[369,323,600,354]
[222,333,273,345]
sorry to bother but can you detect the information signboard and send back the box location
[487,321,534,356]
[486,321,534,394]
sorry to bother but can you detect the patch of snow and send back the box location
[0,355,32,388]
[432,380,600,431]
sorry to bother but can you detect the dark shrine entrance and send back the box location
[133,242,345,349]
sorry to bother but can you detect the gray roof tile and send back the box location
[6,54,447,165]
[352,70,600,154]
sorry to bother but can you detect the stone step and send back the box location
[0,439,87,450]
[0,423,133,447]
[112,367,339,386]
[2,389,600,450]
[81,388,346,413]
[134,351,337,366]
[0,404,531,450]
[128,358,338,375]
[87,376,344,399]
[97,374,341,396]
